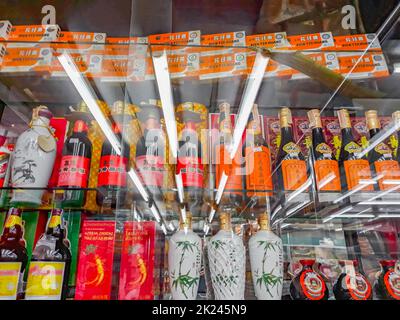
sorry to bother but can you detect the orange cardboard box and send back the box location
[51,52,103,77]
[146,52,199,79]
[199,52,247,80]
[94,54,146,81]
[337,52,389,79]
[334,33,381,52]
[1,46,53,73]
[201,31,246,55]
[0,21,12,41]
[286,32,335,51]
[52,31,106,53]
[148,30,201,54]
[291,52,340,79]
[7,24,60,48]
[105,37,148,56]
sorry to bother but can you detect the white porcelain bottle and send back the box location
[249,213,283,300]
[11,106,56,206]
[208,212,246,300]
[168,212,202,300]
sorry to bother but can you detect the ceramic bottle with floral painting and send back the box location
[168,212,201,300]
[208,212,246,300]
[11,106,56,206]
[249,212,283,300]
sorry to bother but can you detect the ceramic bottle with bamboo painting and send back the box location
[168,211,201,300]
[208,212,246,300]
[249,212,283,300]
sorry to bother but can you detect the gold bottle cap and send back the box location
[337,109,351,129]
[248,104,262,135]
[112,100,125,115]
[279,107,292,128]
[179,212,192,230]
[219,102,232,134]
[307,109,322,128]
[392,111,400,123]
[365,110,380,130]
[77,101,90,113]
[258,213,270,231]
[219,212,232,231]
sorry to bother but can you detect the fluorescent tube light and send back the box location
[323,206,354,222]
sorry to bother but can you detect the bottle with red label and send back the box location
[244,104,273,207]
[333,260,372,300]
[374,259,400,300]
[96,123,130,210]
[57,120,92,208]
[26,209,71,300]
[176,106,204,216]
[215,102,243,208]
[0,207,27,300]
[135,103,165,200]
[307,109,341,192]
[289,259,329,300]
[366,110,400,191]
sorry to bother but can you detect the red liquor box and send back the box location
[75,220,116,300]
[264,116,280,164]
[118,221,156,300]
[293,117,312,158]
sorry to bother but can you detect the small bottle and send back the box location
[374,259,400,300]
[366,110,400,191]
[0,208,28,300]
[96,123,130,209]
[289,259,329,300]
[57,120,92,208]
[307,109,341,192]
[338,109,373,192]
[333,260,372,300]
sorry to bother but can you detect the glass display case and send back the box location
[0,0,399,301]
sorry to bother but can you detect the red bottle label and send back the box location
[300,270,326,300]
[57,155,90,188]
[97,155,128,187]
[344,273,372,300]
[136,155,164,187]
[384,270,400,300]
[176,156,204,188]
[118,221,156,300]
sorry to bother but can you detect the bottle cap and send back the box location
[392,111,400,123]
[258,212,270,231]
[299,259,315,266]
[365,110,380,130]
[248,104,262,135]
[279,107,292,127]
[307,109,322,128]
[77,101,90,113]
[48,209,63,229]
[337,109,351,129]
[73,120,89,133]
[179,211,192,230]
[33,106,53,120]
[8,207,22,216]
[218,102,232,134]
[219,212,232,231]
[379,259,396,267]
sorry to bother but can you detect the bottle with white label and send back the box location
[168,211,201,300]
[208,212,245,300]
[25,209,71,300]
[0,208,27,300]
[10,106,57,207]
[249,212,283,300]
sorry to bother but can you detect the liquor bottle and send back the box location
[249,212,283,300]
[307,109,341,192]
[57,120,92,208]
[176,106,204,216]
[392,111,400,163]
[25,209,71,300]
[208,212,245,300]
[244,104,273,205]
[289,259,329,300]
[274,107,307,193]
[0,208,27,300]
[96,123,130,209]
[366,110,400,191]
[168,212,201,300]
[135,103,165,199]
[11,106,57,206]
[338,109,373,192]
[374,260,400,300]
[215,102,243,208]
[333,260,372,300]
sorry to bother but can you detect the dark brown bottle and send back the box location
[289,259,329,300]
[25,209,71,300]
[333,260,372,300]
[57,120,92,208]
[374,259,400,300]
[96,123,130,209]
[0,207,27,300]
